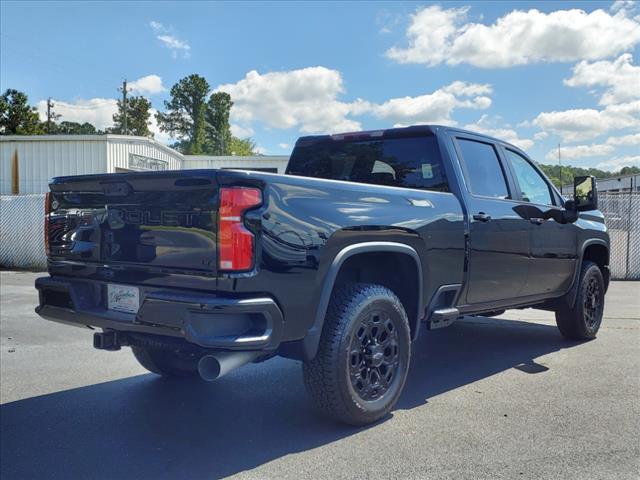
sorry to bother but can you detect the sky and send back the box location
[1,0,639,170]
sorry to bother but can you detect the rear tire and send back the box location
[303,283,411,426]
[132,346,200,377]
[555,261,605,340]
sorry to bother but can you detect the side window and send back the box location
[456,138,509,198]
[505,150,554,206]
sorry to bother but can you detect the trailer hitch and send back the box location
[93,331,122,351]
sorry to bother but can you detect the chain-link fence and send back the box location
[0,194,46,270]
[598,192,640,280]
[1,192,639,278]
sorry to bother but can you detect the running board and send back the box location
[427,308,460,330]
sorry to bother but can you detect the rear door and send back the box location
[48,170,220,274]
[453,135,530,304]
[501,148,577,295]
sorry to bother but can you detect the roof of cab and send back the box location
[295,124,525,153]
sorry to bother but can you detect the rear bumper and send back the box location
[35,276,284,351]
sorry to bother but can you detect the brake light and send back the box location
[44,192,51,256]
[218,187,262,271]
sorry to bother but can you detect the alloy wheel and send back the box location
[348,310,400,401]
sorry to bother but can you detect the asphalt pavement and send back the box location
[1,271,639,479]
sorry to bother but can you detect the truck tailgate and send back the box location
[48,170,219,274]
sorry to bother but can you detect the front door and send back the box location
[502,148,578,295]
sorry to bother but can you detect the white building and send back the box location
[1,135,182,194]
[182,155,289,174]
[0,135,289,195]
[594,174,639,193]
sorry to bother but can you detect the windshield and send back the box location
[286,135,448,192]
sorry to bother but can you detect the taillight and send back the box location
[218,187,262,271]
[44,192,51,256]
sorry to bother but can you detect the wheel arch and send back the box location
[302,242,424,361]
[567,239,610,307]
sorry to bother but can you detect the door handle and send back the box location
[530,217,544,225]
[472,212,492,222]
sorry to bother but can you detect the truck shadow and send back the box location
[0,317,579,479]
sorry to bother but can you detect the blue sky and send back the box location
[1,1,639,170]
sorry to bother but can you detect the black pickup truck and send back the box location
[36,125,609,425]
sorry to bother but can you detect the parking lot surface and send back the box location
[1,271,639,479]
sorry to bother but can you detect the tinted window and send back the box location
[505,150,554,206]
[222,167,278,173]
[287,136,448,192]
[456,138,509,198]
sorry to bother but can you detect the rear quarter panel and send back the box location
[217,171,465,342]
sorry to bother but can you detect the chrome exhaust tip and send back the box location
[197,351,261,381]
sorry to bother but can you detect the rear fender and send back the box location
[301,241,423,361]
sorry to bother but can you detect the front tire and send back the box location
[555,261,605,340]
[303,283,411,426]
[132,346,200,377]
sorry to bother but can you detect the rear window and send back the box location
[286,136,448,192]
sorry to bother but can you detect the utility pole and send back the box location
[46,98,54,134]
[119,80,128,135]
[558,143,562,195]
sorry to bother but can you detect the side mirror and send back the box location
[572,175,598,212]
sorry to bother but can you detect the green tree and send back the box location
[155,74,210,154]
[111,96,152,137]
[205,92,233,155]
[537,162,637,190]
[55,121,98,134]
[619,166,640,176]
[0,89,43,135]
[227,136,257,156]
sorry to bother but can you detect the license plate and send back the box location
[107,284,140,314]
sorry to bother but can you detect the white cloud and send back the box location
[149,108,174,144]
[596,155,640,170]
[463,115,534,150]
[442,81,493,97]
[254,145,268,155]
[545,143,615,161]
[230,124,254,138]
[606,132,640,146]
[368,81,493,126]
[128,74,166,95]
[387,5,469,66]
[278,143,290,150]
[149,21,191,58]
[36,98,176,144]
[532,101,640,142]
[216,67,495,135]
[610,1,637,14]
[387,5,640,68]
[564,54,640,105]
[215,66,362,134]
[534,131,549,141]
[608,100,640,116]
[157,35,190,57]
[376,9,402,34]
[37,98,117,131]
